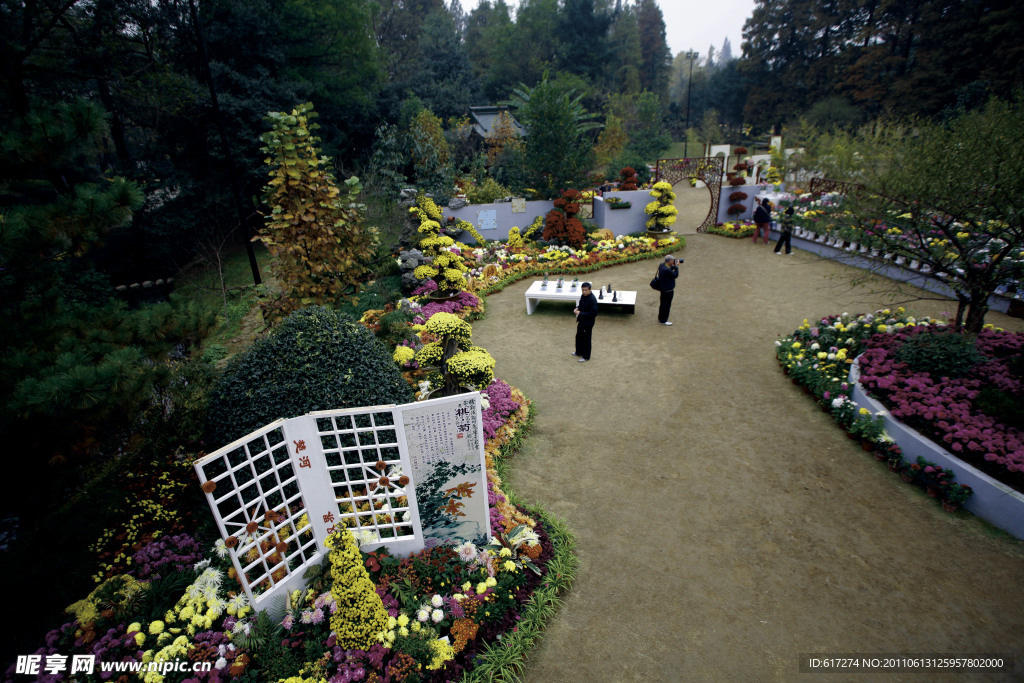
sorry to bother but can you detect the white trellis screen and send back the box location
[194,393,487,611]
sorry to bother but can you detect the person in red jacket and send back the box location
[753,198,772,245]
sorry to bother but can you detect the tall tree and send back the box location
[416,8,480,118]
[506,73,600,196]
[0,99,214,506]
[607,5,643,95]
[256,103,379,323]
[555,0,612,82]
[636,0,671,100]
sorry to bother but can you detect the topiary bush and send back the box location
[205,306,413,446]
[893,328,983,379]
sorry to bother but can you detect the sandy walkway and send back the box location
[470,233,1024,682]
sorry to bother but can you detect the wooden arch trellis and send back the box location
[654,156,724,233]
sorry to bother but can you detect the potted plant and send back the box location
[644,181,678,235]
[940,482,974,512]
[884,443,904,472]
[605,196,632,209]
[618,166,639,191]
[849,408,885,451]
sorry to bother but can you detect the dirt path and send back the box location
[470,235,1024,682]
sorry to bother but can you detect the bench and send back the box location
[524,280,637,315]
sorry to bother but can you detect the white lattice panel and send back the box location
[194,420,320,610]
[308,406,422,556]
[195,394,486,611]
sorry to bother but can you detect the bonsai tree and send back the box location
[414,312,496,396]
[409,195,469,296]
[543,188,587,247]
[618,166,639,191]
[645,181,678,232]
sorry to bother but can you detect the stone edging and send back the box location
[848,359,1024,540]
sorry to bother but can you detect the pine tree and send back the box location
[0,99,215,503]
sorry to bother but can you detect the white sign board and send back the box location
[194,394,489,610]
[477,209,498,231]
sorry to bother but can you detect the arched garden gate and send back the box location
[654,157,725,232]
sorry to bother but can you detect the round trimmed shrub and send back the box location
[205,306,413,445]
[729,191,748,202]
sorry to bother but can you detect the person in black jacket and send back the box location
[572,282,598,362]
[753,198,772,245]
[774,206,794,255]
[657,255,680,325]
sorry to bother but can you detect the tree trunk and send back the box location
[953,295,969,331]
[963,292,991,335]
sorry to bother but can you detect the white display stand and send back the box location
[194,393,488,610]
[524,281,637,315]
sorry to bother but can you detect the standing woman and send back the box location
[572,282,598,362]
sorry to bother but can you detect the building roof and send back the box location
[469,106,526,138]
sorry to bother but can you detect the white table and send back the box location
[524,280,637,315]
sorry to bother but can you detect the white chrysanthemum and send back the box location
[454,541,477,562]
[354,529,378,545]
[431,609,444,623]
[431,594,444,608]
[214,657,228,670]
[509,526,540,547]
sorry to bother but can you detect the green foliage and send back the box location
[466,177,512,204]
[204,306,412,446]
[490,146,530,196]
[0,99,217,512]
[606,153,652,184]
[893,330,982,379]
[257,103,379,324]
[506,73,600,198]
[816,95,1024,332]
[408,107,455,203]
[973,355,1024,430]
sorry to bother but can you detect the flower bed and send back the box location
[708,221,756,239]
[11,223,683,682]
[776,308,1024,532]
[854,325,1024,485]
[7,388,579,683]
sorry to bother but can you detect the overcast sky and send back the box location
[456,0,759,61]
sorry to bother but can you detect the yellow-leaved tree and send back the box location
[256,102,378,323]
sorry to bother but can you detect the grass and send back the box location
[175,241,273,363]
